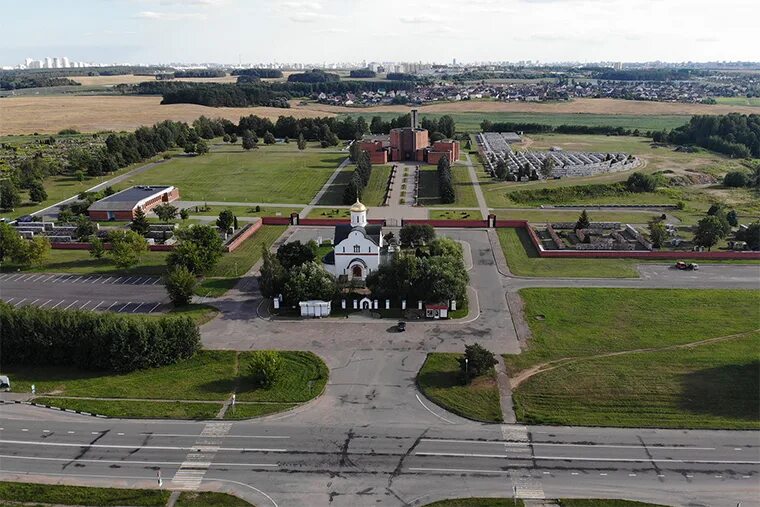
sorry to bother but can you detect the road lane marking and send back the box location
[63,300,79,310]
[419,439,715,451]
[0,455,277,468]
[0,439,288,453]
[145,433,290,439]
[122,277,133,284]
[101,277,113,284]
[409,467,510,474]
[412,452,759,464]
[4,298,15,304]
[132,277,144,284]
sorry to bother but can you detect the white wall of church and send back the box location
[333,230,380,279]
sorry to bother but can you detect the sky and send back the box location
[2,0,758,66]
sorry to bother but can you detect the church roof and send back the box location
[350,200,367,212]
[334,224,381,246]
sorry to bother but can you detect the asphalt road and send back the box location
[0,407,757,507]
[0,273,169,313]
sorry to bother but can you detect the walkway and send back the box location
[463,153,489,220]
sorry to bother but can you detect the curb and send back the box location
[0,399,108,418]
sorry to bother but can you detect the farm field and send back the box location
[117,144,345,204]
[496,227,638,278]
[418,165,480,207]
[4,95,759,136]
[8,349,327,419]
[714,96,760,107]
[417,353,502,422]
[506,288,760,428]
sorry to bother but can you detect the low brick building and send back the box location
[359,109,460,165]
[87,185,179,221]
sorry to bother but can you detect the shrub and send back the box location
[164,266,197,306]
[247,351,282,387]
[723,171,749,188]
[626,172,658,193]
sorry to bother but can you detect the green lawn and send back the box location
[7,350,328,419]
[714,96,760,107]
[117,144,346,204]
[361,165,392,206]
[186,205,301,218]
[316,164,354,205]
[422,499,524,507]
[418,165,479,207]
[507,288,760,429]
[0,482,169,506]
[493,209,666,224]
[176,492,253,507]
[417,353,502,422]
[496,227,638,278]
[558,502,667,507]
[308,207,351,218]
[429,209,481,220]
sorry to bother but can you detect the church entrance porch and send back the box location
[352,265,363,279]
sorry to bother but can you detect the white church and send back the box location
[323,200,387,280]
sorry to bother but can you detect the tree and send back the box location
[494,160,507,180]
[726,209,738,227]
[57,207,75,223]
[430,237,463,259]
[263,131,276,144]
[0,222,24,262]
[223,134,231,143]
[349,141,361,162]
[343,171,363,204]
[216,209,234,233]
[164,265,197,306]
[74,215,97,241]
[89,236,105,259]
[248,350,282,388]
[195,140,209,155]
[282,261,337,305]
[28,181,48,203]
[693,215,729,250]
[108,230,148,268]
[276,241,316,270]
[574,210,591,231]
[242,130,257,150]
[259,245,286,299]
[437,115,456,138]
[399,224,435,247]
[723,171,749,188]
[297,133,306,150]
[648,219,667,248]
[167,225,223,274]
[539,157,555,179]
[130,207,150,236]
[458,343,497,382]
[179,208,190,220]
[229,133,238,144]
[0,179,21,210]
[735,221,760,250]
[154,203,178,222]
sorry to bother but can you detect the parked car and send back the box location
[0,376,10,392]
[397,321,406,332]
[674,261,699,270]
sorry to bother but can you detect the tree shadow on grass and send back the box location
[197,379,238,396]
[679,361,760,421]
[515,227,541,259]
[418,369,463,390]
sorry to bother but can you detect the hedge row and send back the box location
[0,303,200,373]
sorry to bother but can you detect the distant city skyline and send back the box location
[1,0,756,67]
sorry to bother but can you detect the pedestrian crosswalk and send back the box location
[171,423,231,491]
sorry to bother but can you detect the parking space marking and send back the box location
[13,298,27,307]
[101,277,113,284]
[8,274,24,281]
[118,302,131,312]
[148,303,161,313]
[5,298,15,304]
[91,301,104,311]
[106,302,119,311]
[79,300,93,310]
[90,276,103,283]
[150,278,161,285]
[132,277,144,285]
[122,277,134,284]
[51,300,65,309]
[30,299,40,306]
[40,299,53,308]
[41,275,56,282]
[63,300,79,310]
[131,302,144,313]
[114,277,124,283]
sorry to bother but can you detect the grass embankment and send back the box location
[197,225,287,297]
[0,482,253,506]
[508,288,760,429]
[417,353,502,422]
[119,143,345,204]
[418,165,480,208]
[8,350,328,419]
[496,227,638,278]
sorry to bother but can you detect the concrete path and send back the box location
[464,153,489,220]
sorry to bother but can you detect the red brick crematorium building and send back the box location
[358,109,460,165]
[87,185,179,221]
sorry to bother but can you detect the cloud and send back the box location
[400,14,440,23]
[314,28,349,34]
[288,11,333,22]
[280,1,323,9]
[135,10,206,20]
[130,0,226,5]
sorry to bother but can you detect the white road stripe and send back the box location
[63,300,79,310]
[0,454,277,467]
[40,299,53,307]
[132,277,144,284]
[13,299,27,307]
[414,452,759,465]
[101,277,113,284]
[0,440,287,453]
[150,278,161,285]
[148,302,161,313]
[118,302,132,312]
[105,301,119,311]
[122,277,133,284]
[29,299,40,305]
[131,302,144,313]
[4,298,15,304]
[415,394,456,424]
[145,433,290,439]
[420,438,715,451]
[79,300,92,310]
[41,274,56,282]
[51,300,65,309]
[91,301,104,311]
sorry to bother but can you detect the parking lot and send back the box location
[0,273,169,314]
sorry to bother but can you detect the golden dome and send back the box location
[350,200,367,212]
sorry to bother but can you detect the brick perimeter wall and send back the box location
[224,221,261,252]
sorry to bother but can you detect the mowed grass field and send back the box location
[418,165,480,208]
[119,144,345,204]
[496,227,638,278]
[507,288,760,429]
[316,164,391,206]
[10,350,328,419]
[417,353,502,422]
